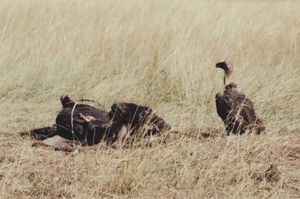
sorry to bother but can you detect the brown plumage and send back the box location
[215,60,265,135]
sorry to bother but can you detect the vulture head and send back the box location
[216,60,233,85]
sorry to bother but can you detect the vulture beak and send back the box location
[216,62,228,70]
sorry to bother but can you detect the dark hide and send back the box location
[109,103,152,127]
[55,103,117,145]
[109,102,172,144]
[141,113,172,137]
[215,83,265,135]
[26,96,172,146]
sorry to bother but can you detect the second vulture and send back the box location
[215,60,265,135]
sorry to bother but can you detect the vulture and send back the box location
[22,96,172,147]
[215,60,265,135]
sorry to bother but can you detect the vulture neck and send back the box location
[223,73,230,86]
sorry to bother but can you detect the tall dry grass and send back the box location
[0,0,299,198]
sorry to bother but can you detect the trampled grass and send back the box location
[0,0,299,198]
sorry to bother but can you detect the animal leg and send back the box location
[19,126,57,140]
[32,135,76,152]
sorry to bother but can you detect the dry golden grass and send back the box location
[0,0,299,198]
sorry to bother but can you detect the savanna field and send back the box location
[0,0,300,198]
